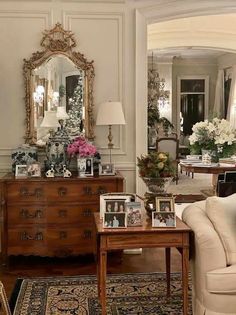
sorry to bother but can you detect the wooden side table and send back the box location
[94,213,191,315]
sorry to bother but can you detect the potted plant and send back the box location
[137,151,175,193]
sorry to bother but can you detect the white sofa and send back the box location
[182,197,236,315]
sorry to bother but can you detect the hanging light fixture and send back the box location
[148,52,171,115]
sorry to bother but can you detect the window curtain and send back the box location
[213,69,224,118]
[226,66,236,128]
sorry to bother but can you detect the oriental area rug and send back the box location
[10,273,192,315]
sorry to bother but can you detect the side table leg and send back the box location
[96,238,101,299]
[100,250,107,315]
[165,247,171,297]
[182,247,189,315]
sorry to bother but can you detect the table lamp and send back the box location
[96,101,126,163]
[56,106,69,130]
[40,111,60,137]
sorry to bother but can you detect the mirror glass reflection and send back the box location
[33,55,85,145]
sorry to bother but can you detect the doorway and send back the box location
[178,76,209,141]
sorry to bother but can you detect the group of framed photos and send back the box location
[100,193,142,228]
[152,196,176,228]
[15,163,41,178]
[77,158,115,177]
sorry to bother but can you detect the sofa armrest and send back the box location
[182,202,227,272]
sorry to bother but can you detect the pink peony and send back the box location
[67,136,97,157]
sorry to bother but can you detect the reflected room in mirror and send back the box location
[23,23,95,146]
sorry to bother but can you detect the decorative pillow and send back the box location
[206,193,236,265]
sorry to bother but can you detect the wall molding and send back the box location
[114,162,135,171]
[63,11,126,154]
[0,9,52,24]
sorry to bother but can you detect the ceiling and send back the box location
[148,47,227,61]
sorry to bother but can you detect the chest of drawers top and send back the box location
[1,172,124,203]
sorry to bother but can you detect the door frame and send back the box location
[177,75,209,135]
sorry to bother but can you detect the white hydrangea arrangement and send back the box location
[189,118,236,158]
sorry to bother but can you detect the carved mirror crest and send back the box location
[23,23,95,145]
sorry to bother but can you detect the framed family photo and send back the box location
[77,157,93,177]
[156,197,175,212]
[152,211,176,228]
[103,212,127,228]
[100,194,132,219]
[15,165,28,178]
[99,163,115,176]
[27,162,41,177]
[85,157,93,176]
[126,202,142,227]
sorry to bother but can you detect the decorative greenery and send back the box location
[137,151,175,178]
[59,84,66,98]
[66,73,84,134]
[189,118,236,158]
[148,104,174,135]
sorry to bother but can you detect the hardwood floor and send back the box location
[0,248,182,299]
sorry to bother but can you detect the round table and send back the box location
[179,162,236,194]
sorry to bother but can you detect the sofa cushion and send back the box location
[206,264,236,293]
[206,193,236,265]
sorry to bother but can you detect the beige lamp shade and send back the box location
[96,101,125,125]
[56,106,69,120]
[40,111,60,128]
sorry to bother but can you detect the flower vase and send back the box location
[202,149,219,164]
[142,177,173,194]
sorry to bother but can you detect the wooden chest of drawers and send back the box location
[0,173,124,263]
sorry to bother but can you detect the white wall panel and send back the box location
[64,12,125,154]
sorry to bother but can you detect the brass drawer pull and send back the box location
[59,231,67,239]
[58,187,67,196]
[58,210,67,217]
[83,230,92,239]
[83,209,92,217]
[20,209,43,219]
[19,187,43,198]
[20,231,43,241]
[83,186,107,196]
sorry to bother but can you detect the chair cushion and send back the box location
[206,193,236,265]
[206,264,236,293]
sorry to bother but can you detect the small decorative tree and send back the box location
[65,73,84,135]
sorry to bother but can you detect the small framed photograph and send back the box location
[100,194,132,219]
[77,158,86,177]
[85,157,93,176]
[103,212,127,228]
[99,163,115,176]
[27,162,41,177]
[126,202,142,227]
[152,211,176,228]
[15,164,28,178]
[156,197,175,212]
[105,199,126,213]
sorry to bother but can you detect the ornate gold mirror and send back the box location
[23,23,95,145]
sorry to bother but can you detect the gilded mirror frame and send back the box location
[23,23,95,144]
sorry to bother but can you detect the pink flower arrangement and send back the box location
[67,136,97,157]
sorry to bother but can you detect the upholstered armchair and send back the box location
[182,195,236,315]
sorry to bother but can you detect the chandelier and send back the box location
[148,52,169,111]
